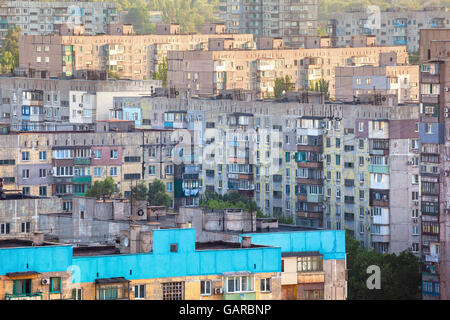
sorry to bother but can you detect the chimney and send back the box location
[241,236,252,248]
[32,232,44,246]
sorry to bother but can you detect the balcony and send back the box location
[73,158,91,165]
[421,94,440,104]
[5,293,43,300]
[73,176,92,184]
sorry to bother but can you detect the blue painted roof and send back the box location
[240,230,346,260]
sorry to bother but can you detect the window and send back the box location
[98,286,119,300]
[39,168,47,178]
[72,288,82,300]
[167,182,173,192]
[148,166,156,175]
[226,276,253,293]
[39,186,47,196]
[110,149,118,159]
[22,187,30,195]
[94,167,102,177]
[21,222,31,233]
[162,282,184,300]
[22,151,30,161]
[358,122,364,132]
[260,278,271,292]
[297,256,323,272]
[39,151,47,161]
[165,165,173,175]
[304,289,324,300]
[134,284,145,299]
[93,150,102,159]
[14,279,32,295]
[200,280,212,296]
[50,277,61,293]
[110,167,118,176]
[170,243,178,252]
[0,223,10,235]
[22,169,30,179]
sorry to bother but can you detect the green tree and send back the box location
[200,191,264,216]
[147,179,171,206]
[130,181,149,201]
[152,56,168,87]
[274,75,294,99]
[0,26,21,74]
[308,79,330,100]
[346,230,421,299]
[85,177,116,200]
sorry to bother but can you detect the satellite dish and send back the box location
[137,209,144,216]
[123,237,129,247]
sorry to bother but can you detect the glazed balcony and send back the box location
[5,293,43,300]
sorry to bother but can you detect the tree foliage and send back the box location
[130,179,171,207]
[152,56,168,86]
[85,177,116,200]
[308,79,330,100]
[274,75,294,99]
[346,230,421,300]
[0,26,21,74]
[200,191,264,216]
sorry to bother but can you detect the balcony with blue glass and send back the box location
[393,19,407,28]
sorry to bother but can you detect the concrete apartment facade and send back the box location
[167,44,409,99]
[218,0,318,48]
[0,195,62,239]
[18,30,254,80]
[418,31,450,300]
[334,65,420,104]
[0,128,180,212]
[0,77,161,131]
[0,1,118,48]
[138,97,421,256]
[328,6,450,52]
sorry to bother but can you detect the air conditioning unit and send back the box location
[407,160,414,165]
[444,171,449,177]
[48,170,54,175]
[445,88,449,92]
[41,278,50,285]
[79,104,83,108]
[214,287,223,295]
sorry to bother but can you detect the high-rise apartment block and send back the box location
[328,6,450,52]
[18,26,254,80]
[418,29,450,300]
[167,42,408,99]
[218,0,318,48]
[0,1,118,48]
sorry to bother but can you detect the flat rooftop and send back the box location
[0,193,47,200]
[73,245,120,257]
[0,239,55,248]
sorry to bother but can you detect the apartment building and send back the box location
[0,195,62,239]
[18,28,254,80]
[167,43,408,99]
[0,126,181,212]
[0,77,161,130]
[328,6,450,52]
[418,33,450,300]
[138,97,421,254]
[0,226,348,300]
[218,0,318,48]
[0,1,118,48]
[335,65,420,104]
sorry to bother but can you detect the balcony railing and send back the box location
[5,293,43,300]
